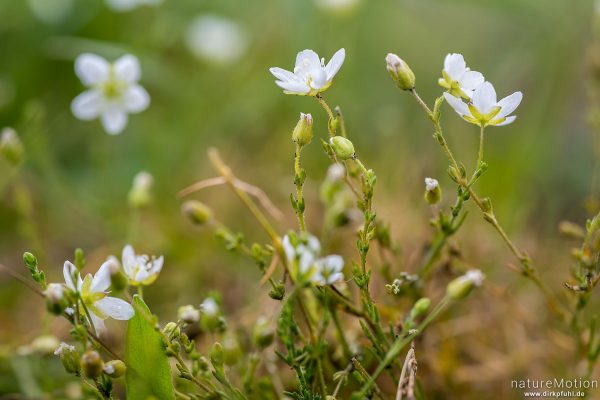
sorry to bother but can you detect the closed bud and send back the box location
[424,177,441,205]
[81,350,103,379]
[163,322,181,339]
[0,127,23,165]
[410,297,431,319]
[292,113,314,146]
[178,305,200,324]
[268,282,285,300]
[54,343,80,375]
[329,136,355,160]
[209,342,224,368]
[182,200,213,226]
[103,360,126,378]
[44,283,69,315]
[446,270,485,300]
[128,171,153,209]
[222,335,242,365]
[252,317,275,349]
[23,252,38,273]
[385,53,415,90]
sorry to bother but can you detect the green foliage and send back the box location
[125,295,175,400]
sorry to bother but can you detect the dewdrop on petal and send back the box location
[424,177,442,205]
[55,342,80,374]
[292,113,314,146]
[329,136,355,160]
[446,269,485,300]
[386,53,415,91]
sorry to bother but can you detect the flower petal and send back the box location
[444,53,466,80]
[63,261,78,291]
[275,79,310,94]
[113,54,141,83]
[472,82,497,114]
[458,70,484,90]
[443,92,471,118]
[75,53,110,86]
[71,89,104,120]
[325,48,345,80]
[494,115,516,126]
[150,256,164,274]
[90,313,106,334]
[101,105,128,135]
[269,67,296,82]
[295,49,321,69]
[91,260,113,293]
[282,235,295,263]
[95,297,134,320]
[496,91,523,119]
[123,85,150,113]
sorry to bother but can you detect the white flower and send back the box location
[178,305,200,324]
[121,244,164,286]
[424,177,439,192]
[200,298,219,316]
[438,53,484,99]
[269,48,345,96]
[71,53,150,135]
[54,342,76,356]
[326,164,346,182]
[186,15,247,64]
[312,255,344,285]
[44,283,64,302]
[282,233,344,285]
[63,261,134,334]
[105,0,161,12]
[464,270,485,287]
[444,82,522,127]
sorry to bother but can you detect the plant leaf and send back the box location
[125,295,175,400]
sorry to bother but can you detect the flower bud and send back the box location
[252,317,275,349]
[103,360,126,378]
[178,305,200,324]
[222,335,242,366]
[292,113,314,146]
[44,283,69,315]
[182,200,213,226]
[163,322,181,339]
[410,297,431,319]
[128,171,153,209]
[386,53,415,90]
[209,342,224,368]
[0,127,23,165]
[329,136,355,160]
[446,270,485,300]
[424,177,441,205]
[55,343,80,375]
[81,350,103,379]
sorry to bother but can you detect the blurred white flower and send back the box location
[105,0,162,12]
[63,261,134,334]
[54,342,76,356]
[178,305,200,324]
[444,82,522,127]
[282,233,344,285]
[200,298,219,316]
[464,270,485,286]
[186,15,247,64]
[44,283,64,302]
[128,171,154,208]
[121,244,164,286]
[270,48,345,96]
[424,177,439,192]
[28,0,74,25]
[326,164,346,182]
[315,0,359,12]
[71,53,150,135]
[438,53,484,99]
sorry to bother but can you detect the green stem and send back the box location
[315,94,336,137]
[294,143,306,231]
[477,124,485,168]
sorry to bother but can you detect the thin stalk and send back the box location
[315,94,336,137]
[294,143,306,231]
[477,124,485,168]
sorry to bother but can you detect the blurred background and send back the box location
[0,0,598,398]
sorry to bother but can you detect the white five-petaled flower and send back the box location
[444,82,523,127]
[269,48,345,96]
[282,233,344,285]
[71,53,150,135]
[63,261,134,334]
[438,53,484,99]
[121,244,164,286]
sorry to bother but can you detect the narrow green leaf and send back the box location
[125,295,175,400]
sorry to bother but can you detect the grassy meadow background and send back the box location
[0,0,597,398]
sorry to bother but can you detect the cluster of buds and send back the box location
[55,344,125,379]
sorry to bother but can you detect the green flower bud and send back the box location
[81,350,103,379]
[252,317,275,349]
[163,322,181,339]
[44,283,69,315]
[103,360,126,378]
[222,335,242,366]
[385,53,415,90]
[209,342,224,368]
[410,297,431,319]
[0,127,23,165]
[128,171,153,209]
[329,136,355,160]
[268,282,285,300]
[424,177,442,205]
[292,112,314,146]
[178,305,200,324]
[182,200,213,226]
[446,270,485,300]
[23,252,38,274]
[54,343,80,375]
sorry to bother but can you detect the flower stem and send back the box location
[477,124,485,168]
[294,143,306,231]
[315,94,336,137]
